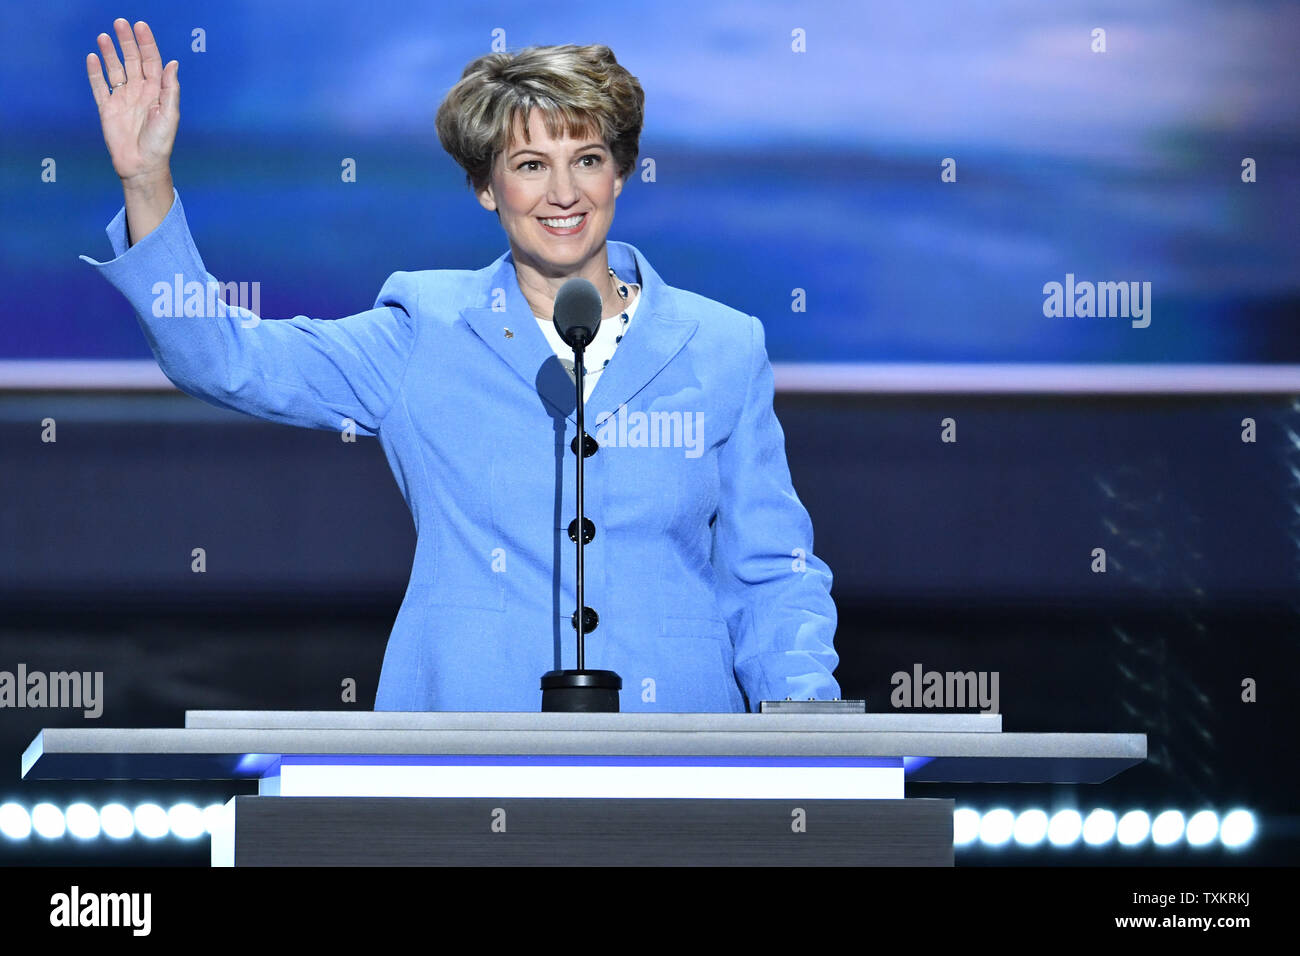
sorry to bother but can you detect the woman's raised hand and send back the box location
[86,19,178,186]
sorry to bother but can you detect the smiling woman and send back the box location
[435,45,645,324]
[81,27,841,712]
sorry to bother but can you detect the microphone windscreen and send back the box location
[553,278,603,349]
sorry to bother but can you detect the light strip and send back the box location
[3,360,1300,394]
[272,762,904,799]
[955,807,1255,850]
[0,801,1260,850]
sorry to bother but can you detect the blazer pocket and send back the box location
[659,615,742,709]
[415,582,506,612]
[661,615,731,643]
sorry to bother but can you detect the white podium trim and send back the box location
[263,759,904,800]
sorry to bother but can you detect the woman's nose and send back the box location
[547,169,581,204]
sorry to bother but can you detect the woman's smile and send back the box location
[537,212,588,236]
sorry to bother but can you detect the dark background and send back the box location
[2,392,1296,865]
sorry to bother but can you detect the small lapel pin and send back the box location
[503,327,514,338]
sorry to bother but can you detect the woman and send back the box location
[83,19,840,712]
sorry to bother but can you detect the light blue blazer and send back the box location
[82,190,840,712]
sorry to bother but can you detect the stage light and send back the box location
[1012,809,1048,846]
[99,803,134,840]
[953,805,1259,853]
[0,798,1263,855]
[133,803,168,839]
[1116,810,1150,846]
[978,808,1015,846]
[0,803,31,840]
[1219,810,1256,848]
[1151,810,1185,846]
[167,803,206,839]
[1185,810,1218,847]
[31,803,66,839]
[64,803,100,840]
[1082,809,1116,846]
[952,807,980,846]
[1047,809,1082,846]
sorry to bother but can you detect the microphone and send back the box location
[540,276,623,712]
[552,277,602,351]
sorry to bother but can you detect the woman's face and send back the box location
[477,109,624,278]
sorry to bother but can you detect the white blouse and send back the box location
[534,275,642,404]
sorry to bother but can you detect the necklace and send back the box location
[605,266,633,349]
[533,268,637,381]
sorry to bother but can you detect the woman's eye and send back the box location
[517,155,602,172]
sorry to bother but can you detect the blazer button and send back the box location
[570,432,599,457]
[570,606,599,633]
[567,517,596,544]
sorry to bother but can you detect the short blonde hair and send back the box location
[436,44,644,196]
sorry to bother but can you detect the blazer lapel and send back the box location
[459,249,575,422]
[458,241,700,427]
[587,242,699,427]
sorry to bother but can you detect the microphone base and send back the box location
[540,669,623,712]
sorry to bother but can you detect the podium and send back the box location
[21,711,1145,866]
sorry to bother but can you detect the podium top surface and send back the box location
[182,710,1004,732]
[21,710,1146,784]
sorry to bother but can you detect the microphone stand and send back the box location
[540,331,622,712]
[575,345,588,670]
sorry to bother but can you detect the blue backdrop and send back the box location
[1,0,1296,370]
